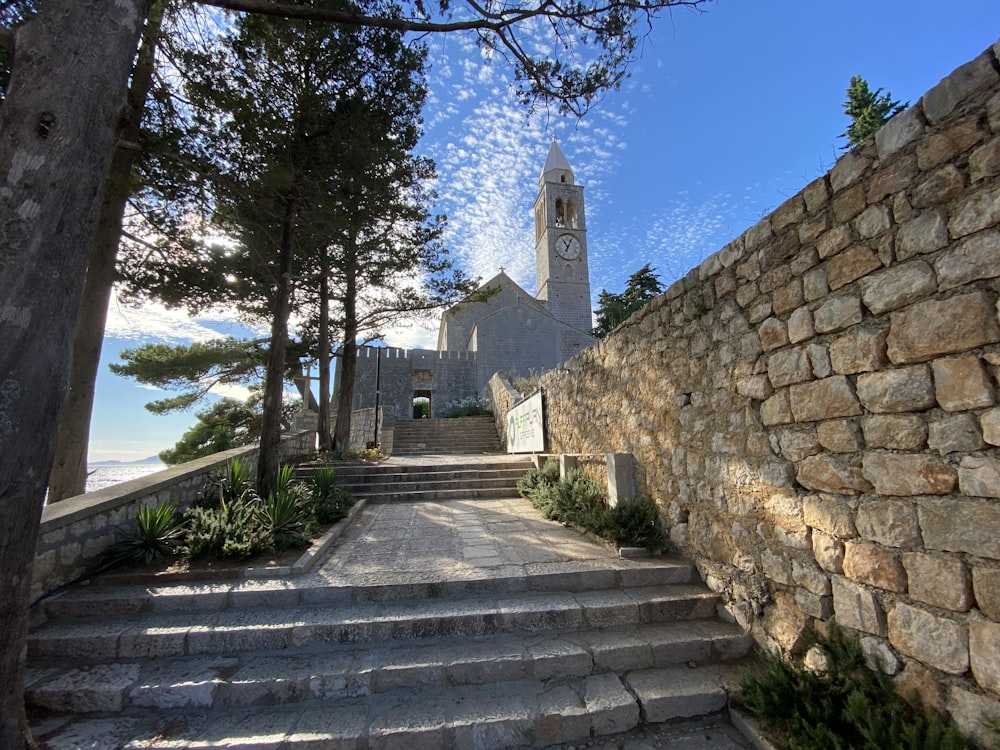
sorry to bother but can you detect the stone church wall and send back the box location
[532,40,1000,741]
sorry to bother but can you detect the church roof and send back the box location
[540,136,573,180]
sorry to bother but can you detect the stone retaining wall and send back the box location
[32,430,315,603]
[537,39,1000,741]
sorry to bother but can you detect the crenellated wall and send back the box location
[531,39,1000,742]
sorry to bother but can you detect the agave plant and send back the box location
[201,457,256,508]
[258,487,310,549]
[102,504,186,567]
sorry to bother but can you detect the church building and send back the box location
[338,138,596,422]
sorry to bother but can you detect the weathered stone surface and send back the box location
[868,155,918,203]
[888,603,968,675]
[760,257,796,292]
[936,229,1000,290]
[761,548,791,585]
[860,261,937,315]
[981,407,1000,446]
[893,192,914,224]
[916,116,986,171]
[896,661,947,715]
[758,317,788,352]
[792,559,831,596]
[743,218,773,254]
[798,214,829,246]
[795,589,833,620]
[947,686,1000,749]
[843,541,907,592]
[972,567,1000,621]
[790,376,863,423]
[777,429,820,462]
[768,349,813,388]
[797,455,872,495]
[736,374,772,401]
[919,497,1000,558]
[888,291,1000,364]
[928,413,985,454]
[814,295,863,334]
[922,51,999,125]
[803,176,830,213]
[802,266,829,302]
[827,246,882,290]
[895,210,949,260]
[787,306,814,344]
[806,344,831,379]
[856,501,921,548]
[772,195,805,232]
[911,164,965,208]
[830,327,889,374]
[970,620,1000,693]
[856,365,936,413]
[832,183,867,224]
[875,106,924,159]
[861,635,901,675]
[748,297,772,324]
[855,206,891,240]
[817,225,852,260]
[831,575,886,636]
[813,530,845,573]
[761,391,792,427]
[931,356,995,411]
[958,456,1000,499]
[772,279,803,317]
[830,151,872,192]
[969,136,1000,183]
[817,420,864,453]
[901,553,972,612]
[862,453,957,496]
[803,494,856,537]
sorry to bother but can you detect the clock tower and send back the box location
[533,137,593,333]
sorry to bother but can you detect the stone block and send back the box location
[875,106,924,159]
[861,415,927,450]
[777,428,820,462]
[959,456,1000,498]
[860,636,901,675]
[916,116,986,171]
[972,567,1000,621]
[758,317,788,352]
[736,254,761,282]
[936,229,1000,290]
[743,219,773,254]
[921,50,999,125]
[970,620,1000,693]
[830,151,872,192]
[831,575,886,636]
[795,588,833,620]
[829,327,889,375]
[982,407,1000,446]
[911,164,965,208]
[803,176,830,213]
[772,279,804,316]
[803,493,857,537]
[736,374,773,401]
[832,184,867,224]
[803,266,829,301]
[862,453,957,496]
[860,261,937,316]
[768,348,813,388]
[761,548,791,585]
[625,668,726,723]
[868,154,919,203]
[772,194,805,232]
[761,391,792,427]
[856,500,921,548]
[895,210,949,260]
[814,295,863,334]
[919,497,1000,558]
[813,530,845,573]
[928,413,985,454]
[797,455,872,495]
[888,603,968,674]
[787,306,814,344]
[792,559,831,596]
[856,365,935,413]
[798,215,830,246]
[735,281,759,309]
[790,376,863,423]
[947,686,1000,750]
[932,356,995,411]
[969,136,1000,183]
[817,419,864,453]
[827,246,882,291]
[893,192,914,224]
[807,344,832,379]
[901,552,972,612]
[843,541,907,592]
[855,206,892,240]
[584,672,640,736]
[715,271,736,299]
[896,661,947,715]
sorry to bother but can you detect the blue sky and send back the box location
[89,0,999,461]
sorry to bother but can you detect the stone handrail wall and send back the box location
[537,39,1000,742]
[484,371,521,449]
[32,430,315,602]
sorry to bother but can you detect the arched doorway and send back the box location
[412,391,431,419]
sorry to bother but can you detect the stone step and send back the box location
[337,468,527,484]
[297,461,532,479]
[338,477,519,495]
[26,620,751,715]
[357,486,523,503]
[40,560,698,620]
[31,664,745,749]
[28,585,720,662]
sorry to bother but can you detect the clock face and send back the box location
[556,234,581,260]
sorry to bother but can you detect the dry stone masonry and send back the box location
[528,38,1000,743]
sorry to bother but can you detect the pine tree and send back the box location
[840,75,907,150]
[593,263,664,337]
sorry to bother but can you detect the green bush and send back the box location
[306,467,354,525]
[199,457,256,508]
[443,395,492,418]
[259,485,311,550]
[184,497,271,560]
[103,504,186,567]
[601,496,661,550]
[516,459,560,497]
[734,622,973,750]
[521,464,607,534]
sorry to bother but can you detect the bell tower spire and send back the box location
[533,137,592,333]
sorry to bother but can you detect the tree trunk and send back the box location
[317,270,333,452]
[257,192,298,497]
[333,252,358,457]
[47,3,165,502]
[0,3,152,746]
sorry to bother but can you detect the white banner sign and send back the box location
[507,391,544,453]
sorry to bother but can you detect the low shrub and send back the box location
[306,467,354,525]
[601,496,661,550]
[103,504,186,567]
[443,395,492,418]
[184,497,271,560]
[734,622,974,750]
[516,459,560,497]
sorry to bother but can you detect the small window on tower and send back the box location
[555,198,565,227]
[567,198,577,229]
[560,175,566,183]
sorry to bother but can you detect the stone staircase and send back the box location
[392,416,502,455]
[26,459,756,749]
